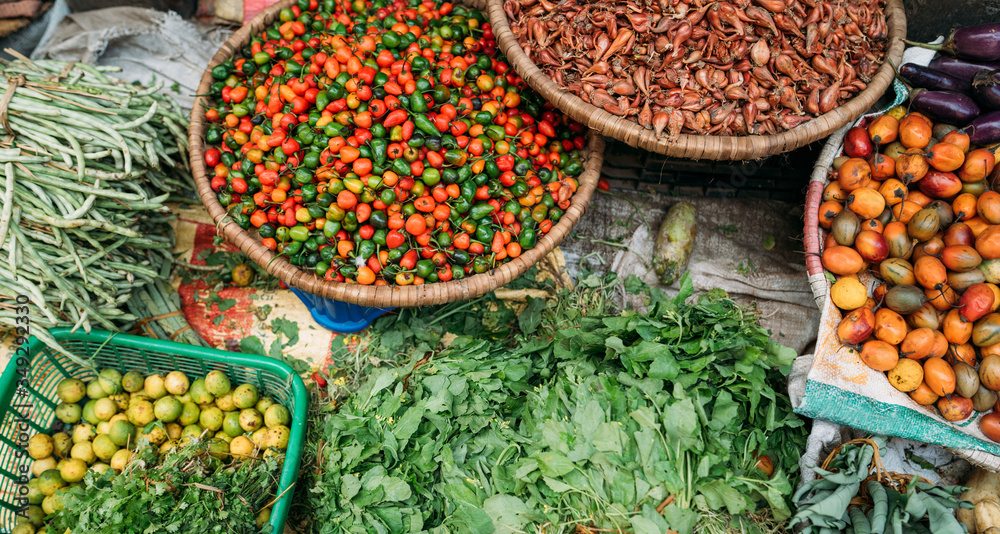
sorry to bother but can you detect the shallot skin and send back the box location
[508,0,890,138]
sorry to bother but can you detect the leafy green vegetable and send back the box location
[305,273,807,534]
[792,437,973,534]
[47,441,281,534]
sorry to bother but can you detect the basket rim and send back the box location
[0,328,308,534]
[188,0,604,308]
[485,0,907,161]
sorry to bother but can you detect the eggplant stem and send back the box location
[903,39,945,52]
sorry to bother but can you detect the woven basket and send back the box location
[486,0,907,161]
[188,0,603,307]
[803,115,1000,473]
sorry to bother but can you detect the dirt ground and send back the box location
[903,0,1000,43]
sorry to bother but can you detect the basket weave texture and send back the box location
[803,116,1000,473]
[486,0,907,161]
[188,0,603,307]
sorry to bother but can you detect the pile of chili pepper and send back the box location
[202,0,588,286]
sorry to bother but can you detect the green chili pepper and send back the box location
[358,240,375,260]
[415,259,435,278]
[519,228,536,249]
[392,158,411,177]
[323,220,341,238]
[410,93,428,113]
[370,138,388,166]
[414,114,438,136]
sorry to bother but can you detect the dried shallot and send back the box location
[504,0,891,139]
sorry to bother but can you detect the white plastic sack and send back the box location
[31,7,231,110]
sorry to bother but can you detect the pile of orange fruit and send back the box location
[819,105,1000,441]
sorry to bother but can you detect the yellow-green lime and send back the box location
[205,370,231,397]
[36,470,65,497]
[266,425,290,449]
[144,374,167,400]
[138,425,167,446]
[31,457,56,477]
[200,407,224,432]
[233,384,258,409]
[92,435,118,462]
[54,404,80,425]
[69,441,95,465]
[110,449,132,472]
[81,400,99,425]
[109,420,136,447]
[153,396,182,423]
[189,379,214,405]
[98,369,122,395]
[91,462,110,475]
[21,503,44,526]
[121,371,144,393]
[51,433,72,459]
[58,458,87,483]
[85,379,107,400]
[178,402,200,426]
[126,399,155,427]
[94,398,117,421]
[222,412,243,437]
[71,424,95,444]
[26,479,43,505]
[229,436,255,458]
[164,371,189,395]
[215,392,236,411]
[109,393,129,411]
[239,409,263,432]
[56,379,85,404]
[207,438,229,459]
[255,397,275,414]
[27,434,53,460]
[264,405,290,428]
[165,422,182,441]
[181,424,205,439]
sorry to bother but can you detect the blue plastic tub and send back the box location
[289,287,394,333]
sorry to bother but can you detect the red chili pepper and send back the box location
[597,178,610,191]
[311,371,328,387]
[384,109,408,128]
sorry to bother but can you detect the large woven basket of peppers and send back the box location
[189,0,603,307]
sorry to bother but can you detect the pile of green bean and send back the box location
[0,57,206,359]
[791,436,973,534]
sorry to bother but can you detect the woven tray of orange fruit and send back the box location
[799,100,1000,468]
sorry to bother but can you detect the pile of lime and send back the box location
[14,369,291,534]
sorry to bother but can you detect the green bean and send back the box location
[19,205,142,237]
[14,166,144,201]
[114,100,157,130]
[10,225,114,331]
[0,163,13,252]
[0,57,206,353]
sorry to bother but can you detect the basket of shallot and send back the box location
[487,0,907,161]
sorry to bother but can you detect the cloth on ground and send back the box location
[560,191,819,354]
[31,6,230,110]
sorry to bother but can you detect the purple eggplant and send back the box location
[962,110,1000,145]
[973,69,1000,110]
[899,63,972,93]
[910,89,981,125]
[929,56,1000,82]
[906,23,1000,61]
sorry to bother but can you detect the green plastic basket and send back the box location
[0,328,308,533]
